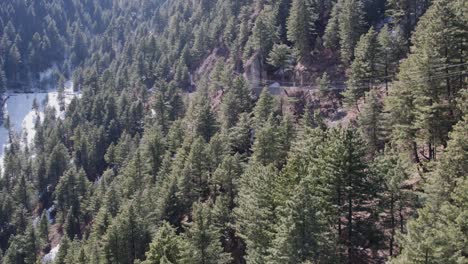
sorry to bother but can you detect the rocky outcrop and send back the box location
[243,52,266,91]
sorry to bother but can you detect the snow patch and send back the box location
[0,81,80,171]
[42,244,60,264]
[39,66,59,83]
[22,110,44,147]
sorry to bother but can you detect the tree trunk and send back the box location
[338,186,342,237]
[347,175,353,264]
[399,201,404,233]
[390,193,395,256]
[428,142,433,160]
[412,142,421,164]
[337,185,343,262]
[385,60,389,96]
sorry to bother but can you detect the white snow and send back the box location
[0,80,80,171]
[22,110,44,146]
[42,244,60,264]
[39,66,59,83]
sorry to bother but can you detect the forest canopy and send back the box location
[0,0,466,263]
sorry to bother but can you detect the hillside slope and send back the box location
[0,0,466,263]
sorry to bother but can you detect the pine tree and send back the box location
[278,113,295,166]
[65,205,81,239]
[344,27,379,107]
[338,0,365,65]
[234,164,279,263]
[6,43,21,83]
[390,201,467,264]
[24,226,37,264]
[286,0,318,59]
[55,236,71,264]
[317,72,331,97]
[385,58,419,163]
[57,75,66,111]
[312,128,370,261]
[0,62,6,94]
[192,91,218,142]
[180,201,231,264]
[13,175,31,210]
[207,133,230,173]
[2,228,38,264]
[220,86,242,130]
[152,91,170,133]
[268,176,336,263]
[144,222,182,264]
[386,0,466,163]
[391,116,468,263]
[38,211,49,247]
[377,25,406,94]
[46,143,69,186]
[324,1,341,50]
[212,154,243,209]
[228,112,252,155]
[253,87,275,127]
[244,5,279,62]
[252,116,282,166]
[357,89,385,154]
[141,126,166,183]
[372,148,409,257]
[386,0,431,42]
[103,204,151,264]
[178,137,210,208]
[267,44,293,82]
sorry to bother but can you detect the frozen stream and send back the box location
[0,81,78,159]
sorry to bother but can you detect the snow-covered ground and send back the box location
[42,244,60,264]
[0,80,80,168]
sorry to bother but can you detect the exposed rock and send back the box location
[243,52,266,91]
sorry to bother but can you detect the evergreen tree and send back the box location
[64,205,81,239]
[267,44,293,82]
[324,1,341,50]
[192,91,218,142]
[372,148,409,257]
[286,0,318,59]
[244,5,279,67]
[141,126,166,183]
[55,236,71,264]
[212,154,243,209]
[377,25,406,94]
[144,222,182,264]
[46,143,69,186]
[312,128,371,261]
[220,87,242,130]
[357,89,385,154]
[235,164,279,263]
[253,87,275,127]
[180,201,231,264]
[391,116,467,263]
[386,0,466,163]
[0,62,6,94]
[177,137,210,208]
[38,211,49,247]
[252,116,282,166]
[268,176,335,263]
[338,0,366,65]
[344,27,379,107]
[228,112,253,155]
[317,72,331,98]
[6,43,21,83]
[152,91,170,133]
[103,204,151,264]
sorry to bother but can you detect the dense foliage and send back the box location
[0,0,466,263]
